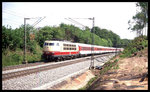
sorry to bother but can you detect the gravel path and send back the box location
[2,53,116,90]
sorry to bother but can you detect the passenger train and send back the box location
[42,40,124,61]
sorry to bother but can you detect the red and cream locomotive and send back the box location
[42,40,123,61]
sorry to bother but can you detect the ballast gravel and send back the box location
[2,54,115,90]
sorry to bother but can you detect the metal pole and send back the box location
[64,17,95,69]
[23,18,30,64]
[23,18,26,64]
[22,17,45,64]
[90,17,95,69]
[92,17,95,68]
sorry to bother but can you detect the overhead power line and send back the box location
[3,9,30,18]
[70,18,91,19]
[3,17,23,24]
[68,18,87,28]
[32,16,46,27]
[65,18,87,29]
[3,10,38,24]
[3,11,24,18]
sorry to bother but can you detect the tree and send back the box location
[35,26,53,47]
[128,2,148,37]
[94,26,121,47]
[2,25,25,51]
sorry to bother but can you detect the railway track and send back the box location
[3,62,45,71]
[2,53,113,81]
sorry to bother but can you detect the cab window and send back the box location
[44,43,48,46]
[49,43,54,46]
[44,42,54,46]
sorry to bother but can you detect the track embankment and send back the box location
[87,48,148,90]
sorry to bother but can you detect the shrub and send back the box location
[2,52,22,67]
[120,36,148,58]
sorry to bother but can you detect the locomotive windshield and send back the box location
[44,42,54,46]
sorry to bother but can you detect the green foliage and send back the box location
[2,49,23,67]
[2,23,131,67]
[35,26,53,47]
[2,46,42,67]
[120,35,148,58]
[100,59,119,75]
[128,2,148,36]
[94,26,128,47]
[120,39,132,48]
[114,59,119,62]
[2,26,23,51]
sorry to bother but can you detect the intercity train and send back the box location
[42,40,123,61]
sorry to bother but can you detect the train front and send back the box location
[42,40,61,60]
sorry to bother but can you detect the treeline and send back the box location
[2,23,131,51]
[2,23,131,66]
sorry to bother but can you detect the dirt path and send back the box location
[91,48,148,90]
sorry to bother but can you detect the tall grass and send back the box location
[2,44,43,67]
[2,49,23,67]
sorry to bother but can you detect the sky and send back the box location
[2,2,139,40]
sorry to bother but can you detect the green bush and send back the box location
[2,52,22,67]
[114,59,119,62]
[141,40,148,48]
[2,45,43,67]
[120,36,148,58]
[131,47,137,53]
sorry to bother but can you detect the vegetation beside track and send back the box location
[2,45,43,67]
[78,57,119,90]
[120,35,148,58]
[78,35,148,90]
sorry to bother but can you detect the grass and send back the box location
[100,59,119,75]
[2,50,23,67]
[113,64,120,70]
[78,76,98,90]
[2,47,43,67]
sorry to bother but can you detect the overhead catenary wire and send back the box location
[3,9,30,18]
[68,18,87,28]
[70,18,91,19]
[3,10,45,29]
[3,11,37,28]
[65,18,87,29]
[32,16,46,27]
[3,17,23,25]
[27,17,46,32]
[3,10,25,18]
[3,10,38,23]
